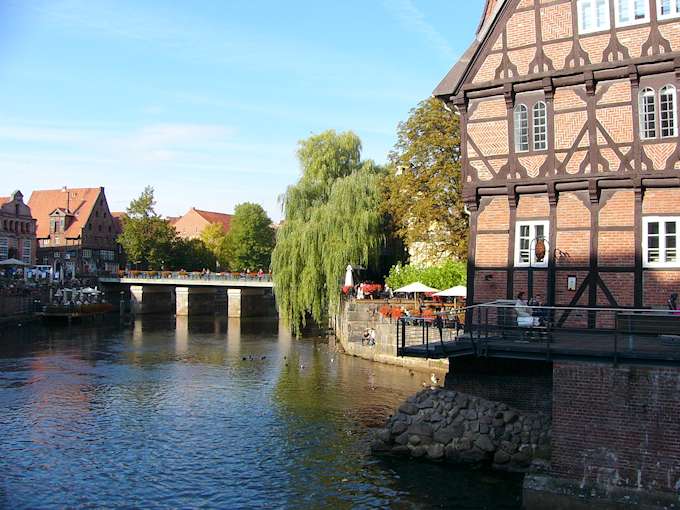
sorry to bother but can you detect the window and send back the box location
[616,0,649,26]
[578,0,610,34]
[658,0,680,19]
[82,249,92,259]
[639,86,678,140]
[644,217,680,267]
[515,221,550,268]
[22,240,31,263]
[660,85,677,138]
[640,88,657,139]
[0,237,7,259]
[514,104,529,152]
[533,102,547,150]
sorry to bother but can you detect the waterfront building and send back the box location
[424,0,680,506]
[29,187,120,277]
[435,0,680,314]
[0,190,36,264]
[172,207,232,240]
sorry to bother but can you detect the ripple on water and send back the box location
[0,317,523,509]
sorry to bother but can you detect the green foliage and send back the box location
[118,186,178,270]
[200,222,231,269]
[385,260,467,292]
[272,130,388,336]
[171,237,215,271]
[384,97,468,260]
[225,202,275,271]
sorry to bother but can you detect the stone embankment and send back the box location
[371,388,551,472]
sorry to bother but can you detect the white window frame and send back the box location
[643,216,680,267]
[22,239,31,263]
[514,220,550,268]
[615,0,650,27]
[514,104,529,153]
[0,237,7,259]
[659,84,677,138]
[533,101,548,151]
[640,87,657,139]
[657,0,680,19]
[577,0,611,34]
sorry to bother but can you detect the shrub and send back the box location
[385,260,466,291]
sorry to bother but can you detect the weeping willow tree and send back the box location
[272,130,388,336]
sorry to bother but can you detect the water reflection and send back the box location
[0,316,522,509]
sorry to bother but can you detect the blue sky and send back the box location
[0,0,482,220]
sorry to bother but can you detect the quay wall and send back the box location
[525,361,680,510]
[334,300,448,374]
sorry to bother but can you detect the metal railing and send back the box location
[397,301,680,365]
[110,271,273,282]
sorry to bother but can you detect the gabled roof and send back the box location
[192,208,232,232]
[111,211,126,235]
[29,187,103,239]
[433,0,508,99]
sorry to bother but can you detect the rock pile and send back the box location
[371,388,551,472]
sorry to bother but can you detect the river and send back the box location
[0,316,522,509]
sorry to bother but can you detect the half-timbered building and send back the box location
[435,0,680,321]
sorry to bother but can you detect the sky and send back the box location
[0,0,483,221]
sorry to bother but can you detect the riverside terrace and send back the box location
[396,301,680,366]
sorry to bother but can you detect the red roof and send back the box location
[193,208,232,232]
[0,197,9,206]
[111,211,126,235]
[28,187,103,239]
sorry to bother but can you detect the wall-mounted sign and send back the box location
[567,275,577,291]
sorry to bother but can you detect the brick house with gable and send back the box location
[29,187,120,277]
[435,0,680,319]
[0,190,36,264]
[172,207,232,240]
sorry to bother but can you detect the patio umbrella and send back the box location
[344,265,354,288]
[0,258,28,266]
[394,282,440,294]
[433,286,467,298]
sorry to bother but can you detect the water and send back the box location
[0,316,523,509]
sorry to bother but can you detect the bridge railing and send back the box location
[112,270,272,282]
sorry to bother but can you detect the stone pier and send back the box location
[130,285,174,315]
[227,288,274,318]
[175,287,216,316]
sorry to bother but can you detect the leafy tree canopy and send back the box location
[200,222,231,270]
[385,260,466,291]
[384,97,468,260]
[225,203,275,271]
[118,186,177,270]
[272,130,388,336]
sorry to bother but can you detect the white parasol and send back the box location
[433,285,467,298]
[394,282,440,294]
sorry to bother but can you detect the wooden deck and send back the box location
[398,330,680,365]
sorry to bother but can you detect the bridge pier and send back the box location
[227,288,275,318]
[176,286,216,316]
[130,285,174,315]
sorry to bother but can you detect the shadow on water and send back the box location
[0,314,523,509]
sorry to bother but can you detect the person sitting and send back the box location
[361,328,370,345]
[515,291,535,328]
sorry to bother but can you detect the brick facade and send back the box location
[0,190,36,265]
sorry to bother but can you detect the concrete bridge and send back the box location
[99,273,276,318]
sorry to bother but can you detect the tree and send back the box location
[224,203,275,271]
[271,130,389,336]
[200,222,231,269]
[383,97,468,261]
[171,237,214,271]
[117,186,177,269]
